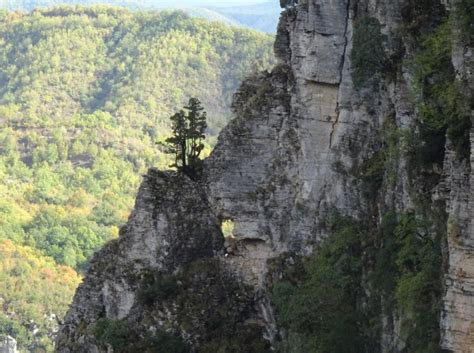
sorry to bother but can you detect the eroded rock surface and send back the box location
[0,336,17,353]
[440,1,474,351]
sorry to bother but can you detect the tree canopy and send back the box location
[163,98,207,178]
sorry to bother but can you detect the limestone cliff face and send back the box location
[57,0,473,352]
[441,1,474,351]
[57,170,269,352]
[0,336,17,353]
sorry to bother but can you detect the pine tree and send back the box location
[162,98,207,179]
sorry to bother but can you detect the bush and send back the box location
[457,0,474,44]
[412,20,471,161]
[271,219,368,353]
[141,331,188,353]
[393,214,442,352]
[137,273,180,305]
[401,0,446,36]
[93,319,129,350]
[351,16,386,89]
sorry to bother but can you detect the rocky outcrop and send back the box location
[57,0,473,352]
[0,336,17,353]
[57,170,270,352]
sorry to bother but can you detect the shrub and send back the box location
[142,331,188,353]
[93,319,129,350]
[351,16,386,89]
[137,273,180,305]
[412,20,471,161]
[455,0,474,44]
[271,219,368,353]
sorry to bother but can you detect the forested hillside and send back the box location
[0,1,281,33]
[0,6,274,351]
[0,240,81,352]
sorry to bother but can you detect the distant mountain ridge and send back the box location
[0,0,281,32]
[207,1,281,33]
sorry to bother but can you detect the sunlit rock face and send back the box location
[206,0,356,286]
[57,0,473,352]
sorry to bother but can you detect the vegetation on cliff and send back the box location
[271,212,444,353]
[270,4,470,351]
[412,19,471,160]
[351,16,386,89]
[161,98,208,179]
[88,259,270,353]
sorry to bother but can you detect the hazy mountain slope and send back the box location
[0,0,281,32]
[209,1,281,33]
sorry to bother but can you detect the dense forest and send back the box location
[0,1,281,33]
[0,6,274,351]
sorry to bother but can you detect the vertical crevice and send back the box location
[329,0,351,149]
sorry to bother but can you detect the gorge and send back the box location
[56,0,474,352]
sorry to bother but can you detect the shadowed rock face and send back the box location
[56,170,229,352]
[57,0,473,352]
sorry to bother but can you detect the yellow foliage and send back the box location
[0,240,82,350]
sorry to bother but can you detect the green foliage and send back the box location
[0,1,281,34]
[137,273,180,305]
[411,20,471,161]
[198,324,270,353]
[0,239,81,352]
[456,0,474,44]
[93,318,189,353]
[143,331,188,353]
[355,116,402,199]
[371,212,443,353]
[351,16,386,89]
[393,214,442,352]
[272,212,443,353]
[93,319,129,350]
[271,219,369,353]
[137,260,270,353]
[400,0,446,36]
[358,150,386,199]
[146,331,187,353]
[162,98,207,179]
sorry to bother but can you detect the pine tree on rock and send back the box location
[163,98,207,179]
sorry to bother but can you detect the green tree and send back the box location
[163,98,207,179]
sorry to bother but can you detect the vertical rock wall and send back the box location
[441,1,474,351]
[206,0,358,286]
